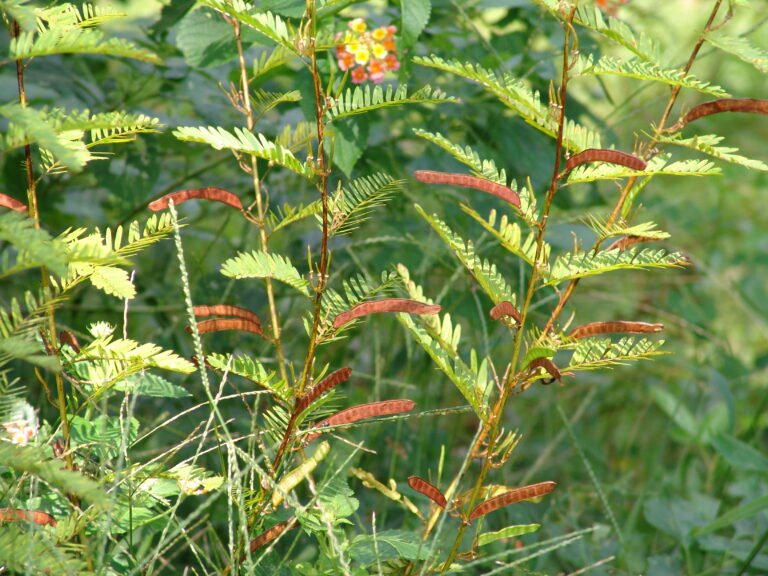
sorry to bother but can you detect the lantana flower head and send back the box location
[336,19,399,84]
[2,401,38,446]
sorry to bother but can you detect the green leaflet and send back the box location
[545,247,685,285]
[566,337,666,372]
[705,30,768,73]
[326,84,458,121]
[221,250,311,296]
[173,126,316,178]
[414,204,515,304]
[658,133,768,172]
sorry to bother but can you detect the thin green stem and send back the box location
[440,6,578,570]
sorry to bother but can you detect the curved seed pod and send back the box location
[561,149,646,178]
[676,98,768,129]
[193,304,262,327]
[148,187,243,212]
[333,299,441,329]
[0,193,27,212]
[272,441,331,507]
[0,508,57,527]
[489,301,522,323]
[296,367,352,413]
[189,318,264,337]
[570,321,664,340]
[59,330,81,352]
[605,235,655,252]
[408,476,447,509]
[243,519,297,557]
[305,399,417,442]
[528,358,561,381]
[468,481,556,522]
[414,170,521,208]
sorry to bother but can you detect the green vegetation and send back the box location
[1,1,767,574]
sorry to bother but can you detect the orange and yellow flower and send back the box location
[336,19,399,84]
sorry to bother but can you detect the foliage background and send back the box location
[2,0,768,574]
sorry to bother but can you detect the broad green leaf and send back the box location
[401,0,431,47]
[644,496,719,546]
[649,386,697,439]
[349,530,428,566]
[331,119,368,177]
[710,434,768,473]
[693,494,768,536]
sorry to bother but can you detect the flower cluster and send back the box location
[336,18,399,84]
[2,418,37,446]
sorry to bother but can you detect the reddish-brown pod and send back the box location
[242,519,297,559]
[297,367,353,413]
[148,187,243,212]
[59,330,81,353]
[561,148,646,178]
[570,321,664,340]
[489,301,522,324]
[528,357,561,382]
[189,318,265,337]
[305,399,417,442]
[0,508,57,527]
[681,98,768,128]
[408,476,447,508]
[605,235,655,252]
[468,481,556,522]
[332,298,441,329]
[0,193,27,212]
[193,304,262,327]
[414,170,521,208]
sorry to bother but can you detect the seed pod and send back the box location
[305,399,417,442]
[561,148,646,178]
[333,299,441,329]
[188,318,264,338]
[679,98,768,128]
[468,481,556,522]
[272,441,330,507]
[527,357,561,382]
[0,508,57,527]
[414,170,521,208]
[408,476,447,509]
[605,235,655,251]
[243,519,297,558]
[193,304,261,327]
[0,193,27,212]
[489,301,522,323]
[148,187,243,211]
[296,367,352,413]
[570,321,664,340]
[59,330,81,352]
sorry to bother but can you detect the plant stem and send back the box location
[12,20,74,471]
[271,0,331,473]
[233,20,289,386]
[540,0,724,337]
[439,6,578,569]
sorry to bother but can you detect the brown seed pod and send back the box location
[678,98,768,129]
[413,170,521,208]
[489,301,522,324]
[604,235,655,251]
[148,187,243,212]
[408,475,447,508]
[188,318,265,338]
[296,367,352,413]
[528,357,561,381]
[0,193,27,212]
[561,148,646,178]
[468,481,556,522]
[0,508,57,527]
[332,298,441,330]
[59,330,81,352]
[242,519,297,558]
[570,321,664,340]
[305,399,417,442]
[193,304,262,327]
